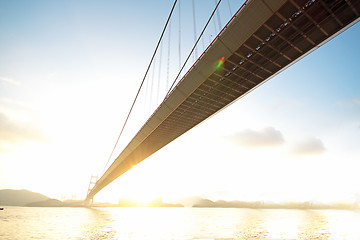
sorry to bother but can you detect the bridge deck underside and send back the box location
[87,0,360,199]
[162,0,360,134]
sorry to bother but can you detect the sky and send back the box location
[0,0,359,204]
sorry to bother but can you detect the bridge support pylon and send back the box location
[85,175,97,207]
[84,197,93,207]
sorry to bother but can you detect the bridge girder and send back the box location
[87,0,360,200]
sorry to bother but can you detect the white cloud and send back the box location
[293,137,326,156]
[0,76,20,86]
[354,97,360,105]
[337,96,360,107]
[0,97,33,109]
[227,126,285,148]
[0,112,48,145]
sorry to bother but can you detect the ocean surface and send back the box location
[1,206,360,239]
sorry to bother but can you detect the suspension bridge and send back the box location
[85,0,360,203]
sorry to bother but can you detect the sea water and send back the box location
[1,206,360,239]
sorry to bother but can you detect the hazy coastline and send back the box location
[1,189,358,210]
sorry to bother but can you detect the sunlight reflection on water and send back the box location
[1,207,360,239]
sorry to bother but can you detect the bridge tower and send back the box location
[86,175,98,206]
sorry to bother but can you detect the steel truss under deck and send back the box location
[86,0,360,200]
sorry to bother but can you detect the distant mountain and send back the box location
[191,197,359,209]
[192,198,264,208]
[27,199,64,207]
[175,196,205,207]
[192,198,217,207]
[0,189,50,206]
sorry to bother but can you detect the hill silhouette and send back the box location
[191,197,359,209]
[0,189,50,206]
[26,199,64,207]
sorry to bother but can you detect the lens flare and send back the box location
[215,56,225,71]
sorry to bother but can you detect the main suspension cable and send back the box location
[166,0,223,97]
[216,0,222,30]
[100,0,178,176]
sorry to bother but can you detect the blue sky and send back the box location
[0,0,359,203]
